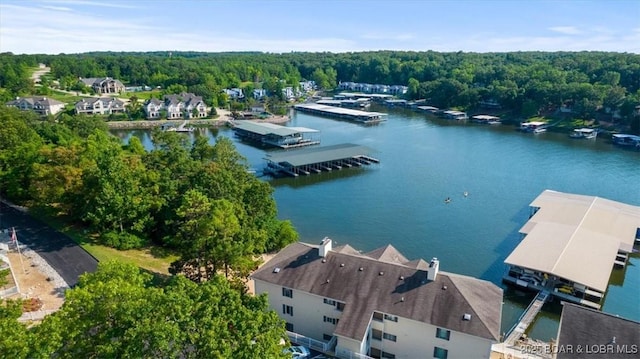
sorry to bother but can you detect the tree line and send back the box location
[2,51,639,126]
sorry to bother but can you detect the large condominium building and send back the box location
[252,238,503,359]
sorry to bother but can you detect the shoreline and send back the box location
[106,108,291,130]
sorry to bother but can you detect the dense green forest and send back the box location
[1,261,289,358]
[0,107,298,280]
[1,51,639,130]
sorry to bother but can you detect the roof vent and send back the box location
[326,279,330,283]
[340,263,345,267]
[463,313,472,321]
[322,258,327,263]
[379,271,384,276]
[442,285,447,290]
[273,267,281,273]
[359,267,364,271]
[401,297,405,302]
[399,276,404,280]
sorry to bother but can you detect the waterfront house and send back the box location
[6,96,65,116]
[75,97,125,115]
[79,77,125,94]
[252,238,503,359]
[143,93,209,120]
[555,303,640,359]
[504,190,640,310]
[223,88,244,100]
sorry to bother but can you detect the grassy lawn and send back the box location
[44,90,86,104]
[31,208,178,275]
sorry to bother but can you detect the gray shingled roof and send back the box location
[557,303,640,359]
[265,143,373,167]
[252,242,502,342]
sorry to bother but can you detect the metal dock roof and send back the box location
[294,103,386,118]
[504,190,640,292]
[265,143,374,167]
[233,121,318,137]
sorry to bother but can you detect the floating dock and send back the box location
[232,121,320,149]
[264,143,379,177]
[293,103,387,124]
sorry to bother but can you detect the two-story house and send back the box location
[252,238,503,359]
[143,93,208,120]
[75,97,125,115]
[6,96,65,116]
[79,77,125,94]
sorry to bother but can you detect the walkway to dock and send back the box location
[504,291,550,346]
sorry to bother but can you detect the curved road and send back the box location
[0,202,98,287]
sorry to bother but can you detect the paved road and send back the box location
[0,202,98,287]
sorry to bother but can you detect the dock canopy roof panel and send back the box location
[505,190,640,292]
[233,121,318,137]
[265,143,373,167]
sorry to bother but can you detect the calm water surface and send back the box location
[112,105,640,341]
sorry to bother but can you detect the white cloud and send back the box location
[40,0,139,9]
[549,26,582,35]
[40,5,73,11]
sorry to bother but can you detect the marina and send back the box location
[264,143,379,177]
[113,106,640,342]
[293,103,387,124]
[232,121,320,149]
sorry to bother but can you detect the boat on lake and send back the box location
[163,120,194,133]
[520,121,547,133]
[612,134,640,149]
[569,128,597,139]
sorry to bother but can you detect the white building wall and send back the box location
[255,278,494,359]
[254,279,344,341]
[369,314,494,359]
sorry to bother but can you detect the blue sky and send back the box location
[1,0,638,54]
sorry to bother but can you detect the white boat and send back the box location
[520,121,547,133]
[569,128,597,139]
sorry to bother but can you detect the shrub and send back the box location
[101,231,146,250]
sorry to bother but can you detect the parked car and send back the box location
[283,345,311,358]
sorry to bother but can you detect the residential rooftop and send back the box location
[252,240,503,342]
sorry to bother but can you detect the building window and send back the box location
[383,333,397,342]
[373,312,384,322]
[285,322,294,332]
[323,334,333,341]
[436,328,450,341]
[282,304,293,316]
[324,298,336,306]
[434,347,448,359]
[384,314,398,322]
[323,316,339,325]
[282,287,293,298]
[372,329,382,341]
[336,302,345,311]
[381,351,396,359]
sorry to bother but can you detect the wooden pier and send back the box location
[294,103,387,124]
[503,291,550,346]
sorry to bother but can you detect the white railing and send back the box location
[286,331,327,352]
[335,349,375,359]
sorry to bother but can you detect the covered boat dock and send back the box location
[232,121,320,149]
[294,103,387,124]
[503,190,640,310]
[264,143,379,177]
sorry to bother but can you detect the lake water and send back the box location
[112,105,640,341]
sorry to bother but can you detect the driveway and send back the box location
[0,202,98,287]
